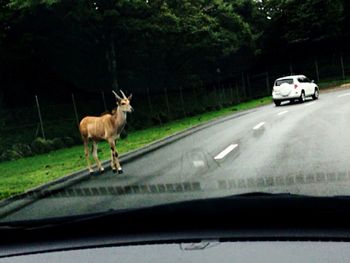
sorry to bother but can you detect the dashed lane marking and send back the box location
[253,122,266,130]
[214,144,238,160]
[277,110,288,116]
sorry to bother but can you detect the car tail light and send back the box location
[294,84,298,89]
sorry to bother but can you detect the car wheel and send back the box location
[274,100,281,106]
[312,89,319,100]
[299,91,305,103]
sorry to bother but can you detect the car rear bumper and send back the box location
[272,91,301,100]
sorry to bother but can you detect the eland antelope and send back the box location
[79,90,133,174]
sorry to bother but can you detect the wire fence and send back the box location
[1,53,350,157]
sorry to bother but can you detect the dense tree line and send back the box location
[0,0,349,107]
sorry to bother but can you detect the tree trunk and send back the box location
[106,36,118,90]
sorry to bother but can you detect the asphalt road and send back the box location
[3,88,350,221]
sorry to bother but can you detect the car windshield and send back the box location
[0,0,350,224]
[275,79,294,86]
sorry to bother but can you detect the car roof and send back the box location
[276,75,306,81]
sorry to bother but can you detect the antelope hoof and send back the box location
[99,167,105,174]
[118,168,123,174]
[112,169,117,174]
[89,169,94,175]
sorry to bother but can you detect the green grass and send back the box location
[318,78,350,89]
[0,96,273,200]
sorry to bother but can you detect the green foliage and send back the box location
[0,137,80,162]
[12,143,32,157]
[1,149,22,161]
[261,0,344,43]
[62,137,75,147]
[7,0,58,9]
[1,0,349,98]
[0,143,32,161]
[52,137,65,149]
[31,137,54,154]
[120,129,128,139]
[0,0,259,95]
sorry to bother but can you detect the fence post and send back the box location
[71,94,79,128]
[147,87,162,126]
[247,74,251,99]
[213,85,217,104]
[315,59,320,81]
[35,95,45,139]
[222,85,226,105]
[241,72,246,99]
[340,55,345,79]
[230,84,234,104]
[164,87,171,118]
[266,71,270,96]
[101,90,107,111]
[146,87,153,115]
[179,86,187,117]
[220,85,224,105]
[192,86,198,110]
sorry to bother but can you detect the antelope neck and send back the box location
[114,106,127,123]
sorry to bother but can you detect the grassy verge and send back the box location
[318,78,350,89]
[0,96,272,200]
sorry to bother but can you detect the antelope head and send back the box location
[112,90,133,113]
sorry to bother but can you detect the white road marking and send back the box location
[214,144,238,160]
[253,122,266,130]
[338,93,350,98]
[193,160,205,167]
[304,102,316,107]
[277,110,288,116]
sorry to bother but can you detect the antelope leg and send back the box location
[83,139,94,174]
[108,139,119,172]
[92,141,104,173]
[114,148,123,174]
[110,149,116,171]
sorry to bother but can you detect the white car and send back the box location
[272,75,319,106]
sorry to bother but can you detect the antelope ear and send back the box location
[128,94,132,101]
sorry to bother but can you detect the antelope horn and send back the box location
[112,90,122,100]
[120,90,127,99]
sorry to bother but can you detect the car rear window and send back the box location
[275,79,294,86]
[298,77,311,83]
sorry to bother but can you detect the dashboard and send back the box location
[2,241,350,263]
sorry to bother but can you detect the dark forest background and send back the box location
[1,0,349,106]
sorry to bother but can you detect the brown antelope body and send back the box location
[79,90,133,174]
